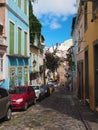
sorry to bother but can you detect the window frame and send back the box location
[0,55,3,73]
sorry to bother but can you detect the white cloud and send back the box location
[32,0,76,29]
[50,21,61,29]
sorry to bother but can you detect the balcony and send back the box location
[0,36,7,54]
[0,35,7,45]
[0,36,3,45]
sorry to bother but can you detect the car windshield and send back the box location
[32,86,39,90]
[9,87,26,94]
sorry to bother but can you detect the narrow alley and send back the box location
[1,86,98,130]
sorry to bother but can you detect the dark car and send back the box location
[9,86,36,110]
[43,84,50,97]
[0,87,12,121]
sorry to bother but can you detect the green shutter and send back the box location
[24,32,27,56]
[18,0,21,8]
[18,28,21,55]
[24,0,27,15]
[9,22,14,54]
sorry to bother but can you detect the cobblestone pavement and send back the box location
[0,86,94,130]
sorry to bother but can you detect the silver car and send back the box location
[31,85,45,101]
[0,88,12,120]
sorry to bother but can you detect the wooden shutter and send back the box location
[18,27,21,55]
[10,22,14,54]
[24,32,27,56]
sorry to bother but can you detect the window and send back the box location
[18,27,22,55]
[13,0,17,3]
[24,0,27,15]
[92,0,98,20]
[84,3,87,31]
[0,55,3,73]
[9,22,14,54]
[18,0,21,8]
[0,24,3,35]
[93,0,98,12]
[24,32,27,56]
[34,35,38,46]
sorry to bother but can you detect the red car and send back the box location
[9,86,36,110]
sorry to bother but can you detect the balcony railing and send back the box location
[0,36,6,46]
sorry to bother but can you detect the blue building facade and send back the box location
[0,0,30,89]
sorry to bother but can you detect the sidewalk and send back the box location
[72,93,98,130]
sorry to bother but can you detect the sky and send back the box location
[32,0,76,47]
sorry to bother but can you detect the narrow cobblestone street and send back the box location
[0,86,98,130]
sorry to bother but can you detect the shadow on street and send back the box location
[40,86,98,124]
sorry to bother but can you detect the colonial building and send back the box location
[0,7,7,85]
[76,0,84,100]
[83,0,98,111]
[72,0,98,111]
[29,34,40,85]
[71,16,77,92]
[30,34,45,85]
[0,0,29,89]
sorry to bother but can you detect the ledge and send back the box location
[6,54,29,58]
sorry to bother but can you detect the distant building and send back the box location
[46,39,73,84]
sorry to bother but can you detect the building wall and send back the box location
[76,3,85,100]
[0,1,8,87]
[30,47,39,73]
[84,1,98,110]
[59,63,65,84]
[0,0,29,89]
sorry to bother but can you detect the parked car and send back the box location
[9,86,36,110]
[47,84,55,94]
[0,87,12,121]
[47,79,58,88]
[42,84,50,97]
[31,84,45,101]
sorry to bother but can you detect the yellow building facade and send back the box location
[83,1,98,111]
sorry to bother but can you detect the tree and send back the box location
[45,51,60,73]
[66,46,74,70]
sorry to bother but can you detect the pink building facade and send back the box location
[76,2,85,100]
[0,0,7,83]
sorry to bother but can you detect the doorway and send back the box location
[77,61,83,100]
[85,50,89,104]
[94,44,98,106]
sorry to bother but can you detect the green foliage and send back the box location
[66,52,74,70]
[45,51,59,72]
[29,0,42,45]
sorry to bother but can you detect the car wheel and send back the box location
[33,98,36,105]
[5,107,11,120]
[24,102,28,110]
